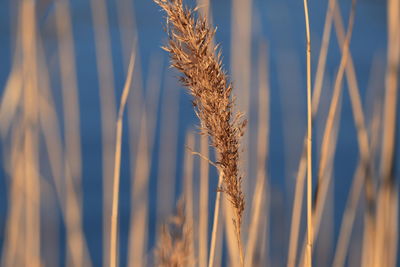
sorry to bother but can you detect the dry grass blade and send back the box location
[199,134,210,267]
[315,0,357,230]
[244,43,270,267]
[332,161,365,267]
[298,1,357,265]
[287,1,337,264]
[128,56,162,267]
[301,0,313,266]
[89,0,117,264]
[109,50,136,267]
[373,0,400,265]
[183,131,196,266]
[154,0,247,265]
[209,171,224,267]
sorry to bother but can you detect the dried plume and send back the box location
[154,0,246,238]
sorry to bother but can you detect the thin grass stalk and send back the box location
[361,100,381,267]
[231,0,252,234]
[0,22,25,265]
[126,53,144,267]
[315,0,357,225]
[332,0,370,162]
[311,0,336,114]
[298,2,358,262]
[380,0,399,183]
[301,0,313,266]
[214,207,224,267]
[156,77,180,224]
[299,94,343,266]
[330,4,382,262]
[184,131,196,266]
[109,51,136,267]
[194,8,212,264]
[244,43,270,267]
[301,2,357,264]
[287,1,337,263]
[115,0,137,70]
[39,87,91,267]
[223,189,241,267]
[1,126,24,267]
[321,2,379,265]
[19,2,41,265]
[55,0,83,204]
[287,147,307,267]
[374,0,400,264]
[36,35,93,266]
[128,55,162,267]
[199,134,210,267]
[0,68,22,135]
[89,1,117,264]
[16,13,93,263]
[332,162,365,267]
[128,108,150,267]
[55,1,90,265]
[208,171,224,267]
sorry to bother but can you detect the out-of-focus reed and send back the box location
[0,0,398,267]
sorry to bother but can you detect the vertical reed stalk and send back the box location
[244,43,270,267]
[208,172,224,267]
[89,1,117,264]
[199,134,209,267]
[184,132,196,266]
[109,51,136,267]
[302,0,313,266]
[128,56,162,267]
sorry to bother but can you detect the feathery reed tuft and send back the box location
[154,0,246,255]
[155,198,193,267]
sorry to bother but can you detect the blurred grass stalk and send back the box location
[374,0,400,266]
[89,0,117,265]
[1,0,399,266]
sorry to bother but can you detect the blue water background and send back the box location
[0,0,398,266]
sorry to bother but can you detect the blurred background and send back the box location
[0,0,398,266]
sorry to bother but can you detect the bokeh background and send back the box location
[0,0,398,266]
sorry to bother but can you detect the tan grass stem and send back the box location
[287,1,337,264]
[109,51,136,267]
[208,171,224,267]
[298,1,357,265]
[184,132,196,266]
[380,0,399,183]
[301,0,313,266]
[244,43,270,267]
[128,109,150,267]
[332,0,370,161]
[374,0,400,265]
[299,95,343,267]
[55,1,91,265]
[89,1,117,264]
[128,55,162,267]
[156,76,180,223]
[199,134,210,267]
[316,0,357,205]
[332,162,365,267]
